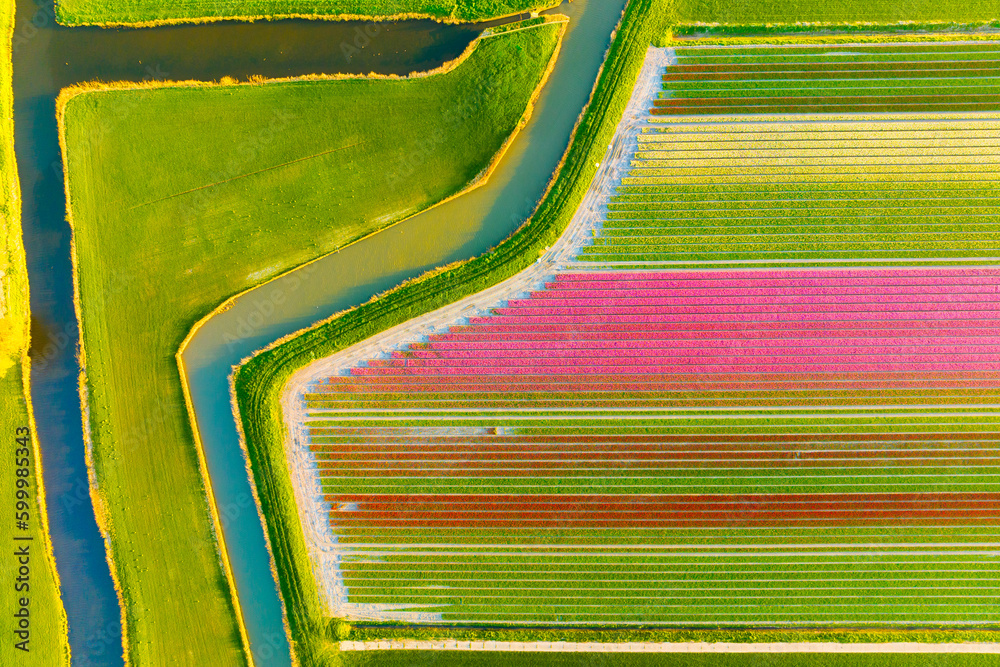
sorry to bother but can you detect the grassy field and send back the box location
[0,0,70,663]
[672,0,1000,24]
[55,0,559,27]
[59,21,561,665]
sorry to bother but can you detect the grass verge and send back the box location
[55,0,560,28]
[0,0,70,662]
[59,20,562,666]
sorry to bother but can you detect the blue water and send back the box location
[12,3,490,663]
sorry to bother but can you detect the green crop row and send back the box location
[607,200,1000,212]
[665,85,1000,100]
[675,50,1000,66]
[341,650,1000,666]
[332,525,1000,546]
[674,43,1000,60]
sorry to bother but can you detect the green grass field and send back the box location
[0,368,70,666]
[55,0,559,27]
[672,0,1000,24]
[60,22,560,665]
[0,0,70,663]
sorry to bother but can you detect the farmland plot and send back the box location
[279,43,1000,627]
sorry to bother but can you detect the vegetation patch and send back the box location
[59,20,561,665]
[55,0,560,28]
[671,0,1000,25]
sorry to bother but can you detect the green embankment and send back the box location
[233,0,671,660]
[55,0,559,27]
[0,0,70,663]
[59,22,561,665]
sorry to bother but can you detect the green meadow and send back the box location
[55,0,559,26]
[55,0,1000,28]
[60,22,561,665]
[672,0,1000,24]
[0,0,70,663]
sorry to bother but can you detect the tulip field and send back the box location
[656,43,1000,115]
[293,43,1000,626]
[307,267,1000,624]
[583,42,1000,266]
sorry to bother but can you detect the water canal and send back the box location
[13,0,626,662]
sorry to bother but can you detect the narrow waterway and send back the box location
[180,0,627,663]
[12,2,522,663]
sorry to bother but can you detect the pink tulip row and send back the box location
[502,294,1000,308]
[431,324,1000,339]
[354,363,1000,376]
[395,345,1000,360]
[552,267,1000,284]
[334,267,1000,383]
[413,336,1000,350]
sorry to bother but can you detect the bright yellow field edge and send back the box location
[53,1,560,28]
[55,16,566,666]
[0,0,70,662]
